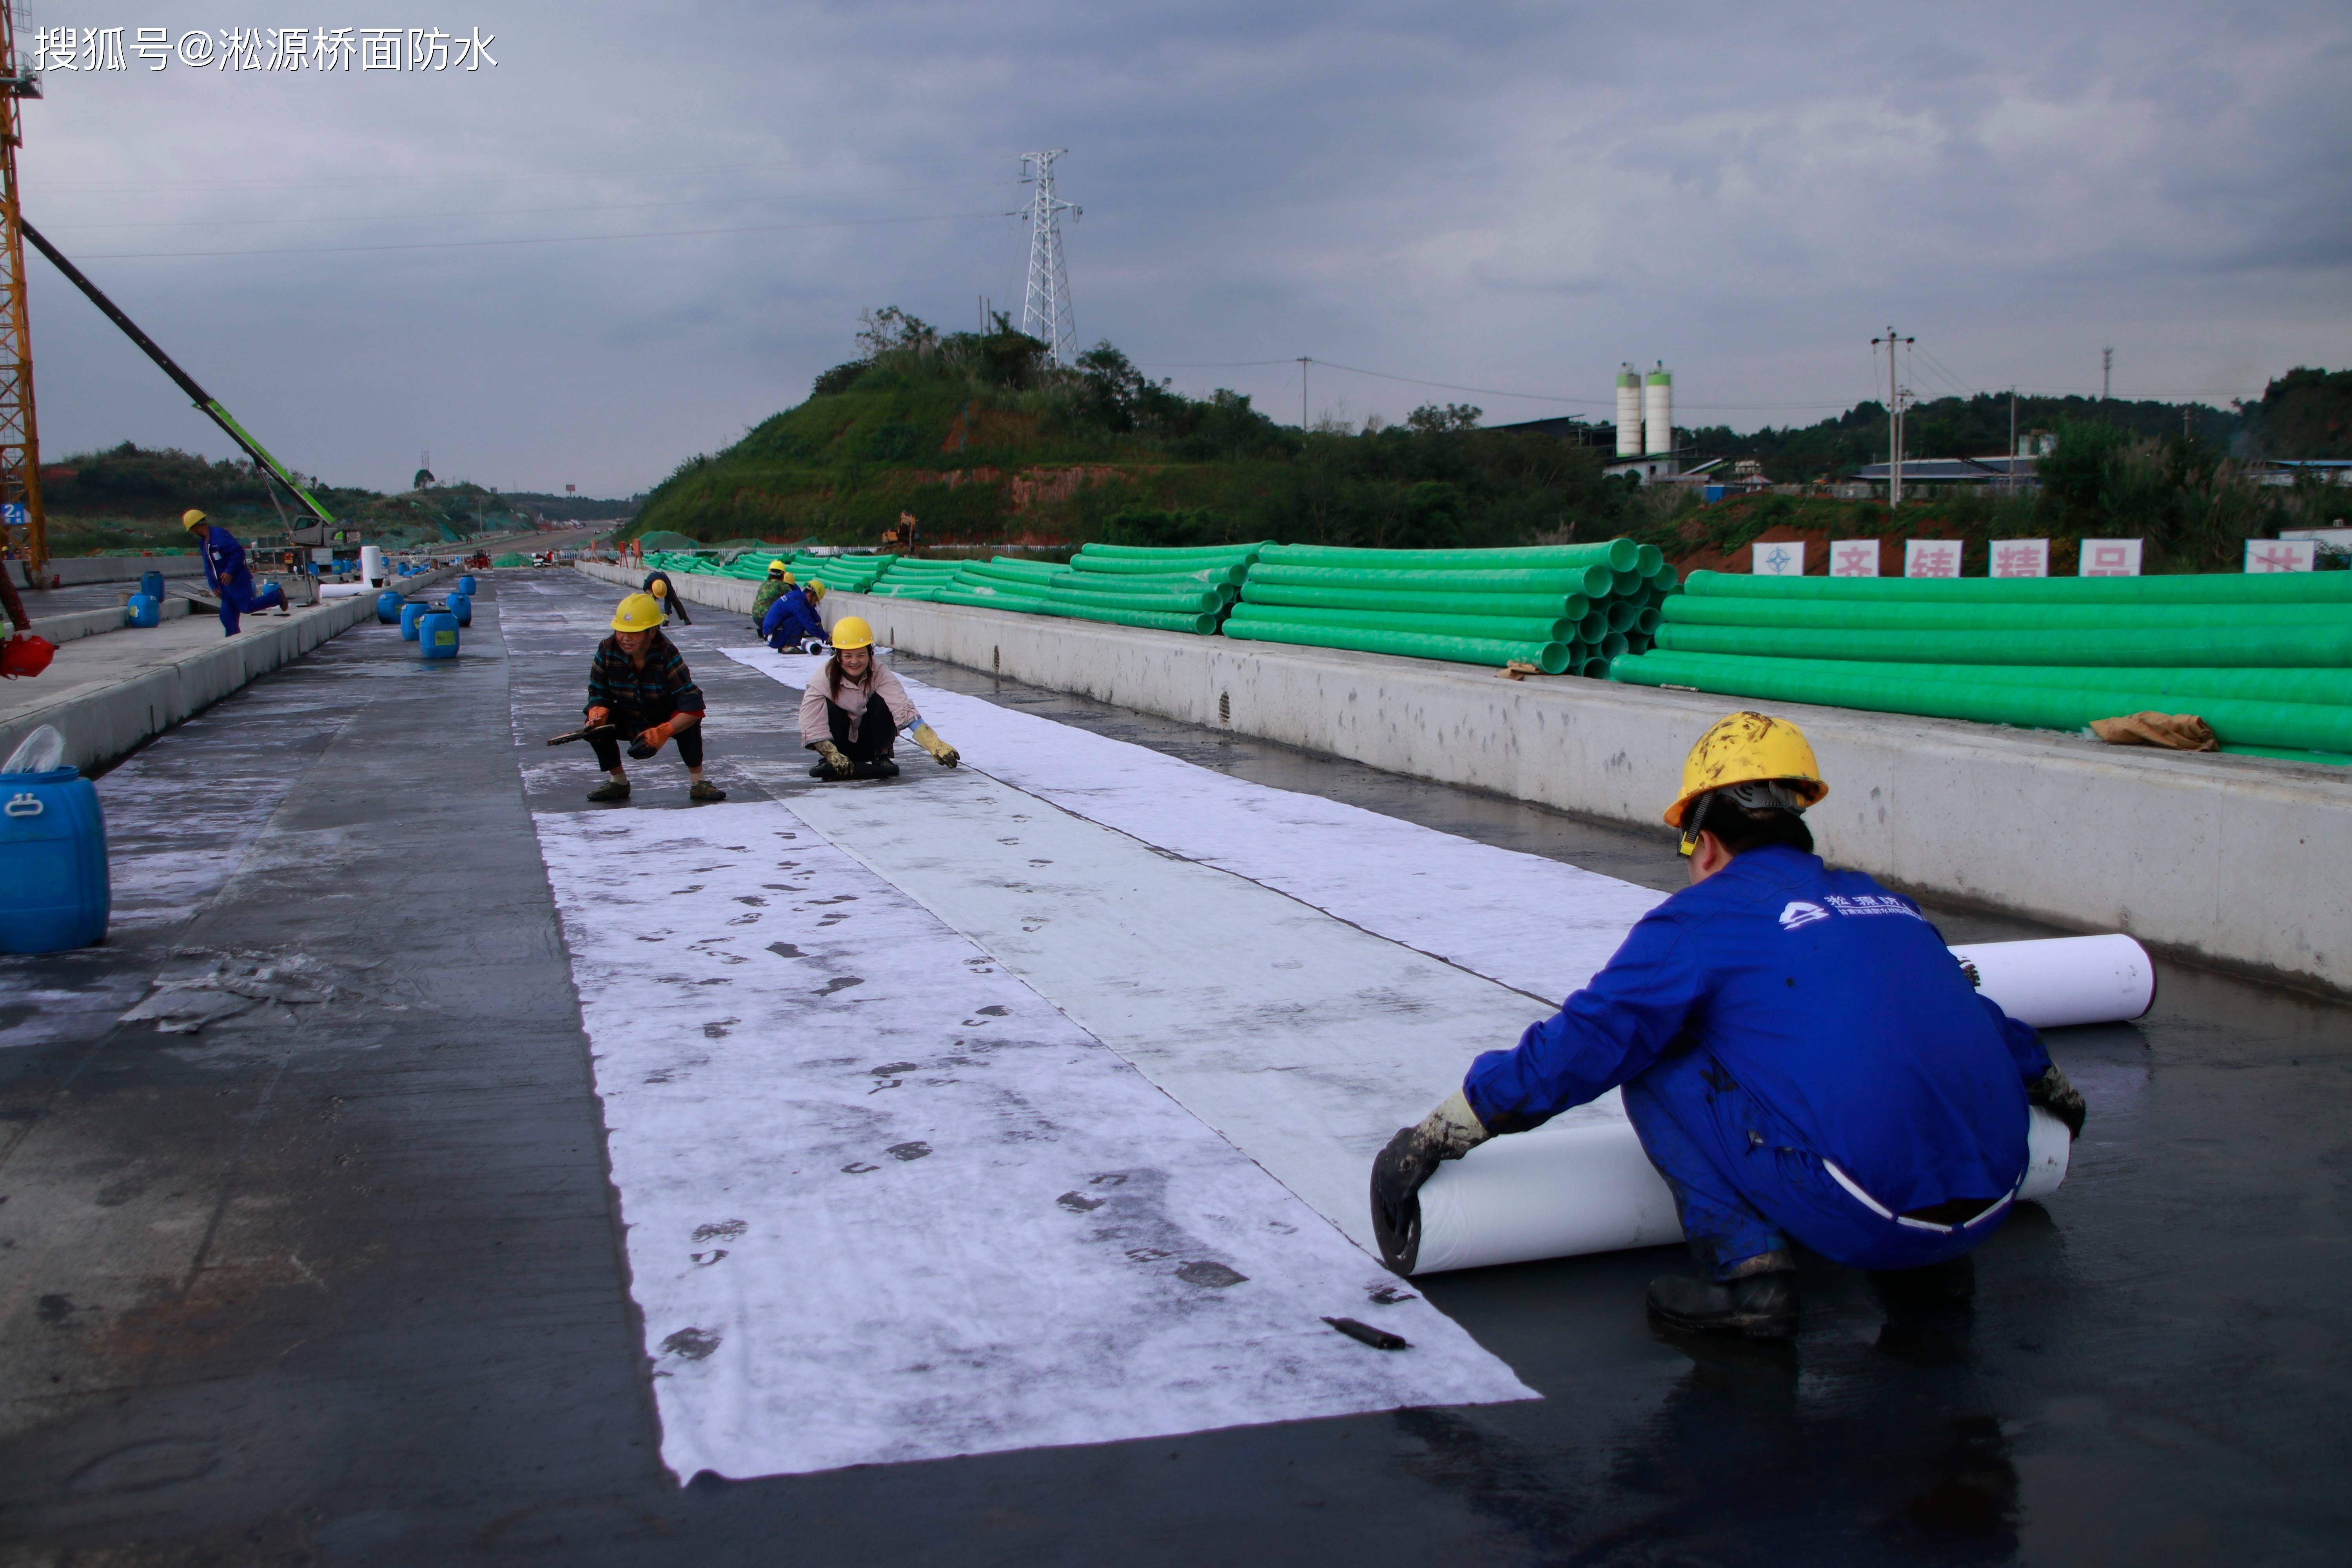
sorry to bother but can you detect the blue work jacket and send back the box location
[1463,845,2051,1213]
[762,587,822,640]
[198,525,255,595]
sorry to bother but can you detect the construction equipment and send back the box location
[17,219,343,544]
[546,723,620,749]
[0,8,47,572]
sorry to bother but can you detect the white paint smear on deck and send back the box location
[532,802,1534,1482]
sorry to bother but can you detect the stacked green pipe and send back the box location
[1612,569,2352,762]
[1227,539,1677,674]
[904,541,1263,635]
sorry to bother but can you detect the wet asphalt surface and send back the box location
[0,568,2345,1565]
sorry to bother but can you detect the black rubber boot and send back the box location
[1647,1269,1798,1339]
[1869,1253,1975,1306]
[854,756,900,779]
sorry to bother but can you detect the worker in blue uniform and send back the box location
[183,509,287,636]
[761,576,826,653]
[1371,711,2086,1338]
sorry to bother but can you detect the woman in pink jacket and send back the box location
[797,615,961,779]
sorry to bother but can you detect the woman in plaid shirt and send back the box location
[583,593,726,803]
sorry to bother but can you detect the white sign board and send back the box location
[2077,538,2143,577]
[1904,539,1963,578]
[1989,538,2049,578]
[1828,539,1881,577]
[1750,539,1806,577]
[2281,527,2352,555]
[2245,539,2317,573]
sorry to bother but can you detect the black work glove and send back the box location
[627,734,659,760]
[2028,1064,2087,1140]
[1370,1127,1441,1274]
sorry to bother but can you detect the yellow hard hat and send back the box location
[804,580,826,603]
[648,577,669,597]
[768,559,788,575]
[1663,711,1827,829]
[830,614,874,650]
[181,508,208,530]
[611,592,666,633]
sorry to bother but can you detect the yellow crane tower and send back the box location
[0,3,46,578]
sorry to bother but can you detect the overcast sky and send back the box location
[21,0,2350,497]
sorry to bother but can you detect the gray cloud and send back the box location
[18,0,2349,496]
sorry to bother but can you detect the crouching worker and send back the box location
[750,561,793,635]
[184,510,288,635]
[1370,712,2084,1339]
[640,570,692,626]
[584,592,726,804]
[761,574,827,653]
[797,615,959,779]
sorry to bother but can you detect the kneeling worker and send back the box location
[761,574,826,653]
[640,569,692,626]
[583,592,726,803]
[1372,711,2085,1338]
[798,616,959,779]
[750,560,793,633]
[183,510,288,635]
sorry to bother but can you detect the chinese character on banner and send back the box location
[1904,539,1961,578]
[217,27,263,71]
[268,28,309,70]
[313,27,357,71]
[2245,539,2317,573]
[1990,538,2049,578]
[408,27,452,71]
[84,28,127,70]
[1828,539,1880,577]
[133,27,169,68]
[1751,539,1806,577]
[359,28,403,70]
[33,26,76,69]
[452,27,496,69]
[2077,538,2143,577]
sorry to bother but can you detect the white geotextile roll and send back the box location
[318,583,377,599]
[1411,1106,2074,1276]
[1951,933,2154,1029]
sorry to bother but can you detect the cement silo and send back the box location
[1615,365,1643,457]
[1643,363,1673,456]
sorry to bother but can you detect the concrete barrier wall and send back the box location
[575,560,2352,995]
[8,556,204,589]
[22,598,193,645]
[2,566,455,774]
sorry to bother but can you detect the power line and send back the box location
[37,210,1009,261]
[1014,151,1078,366]
[35,180,1025,230]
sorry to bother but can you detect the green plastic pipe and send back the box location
[1064,569,1241,598]
[1637,606,1662,633]
[1579,657,1611,677]
[1662,595,2352,632]
[1227,603,1575,642]
[1078,541,1271,560]
[1605,599,1640,633]
[1240,583,1590,619]
[1049,583,1229,613]
[1611,649,2352,754]
[1600,632,1629,659]
[2221,744,2352,766]
[1575,610,1608,641]
[1654,621,2352,668]
[1681,568,2352,604]
[1604,650,2352,708]
[1069,556,1250,584]
[1634,544,1663,574]
[1247,563,1616,596]
[1259,540,1640,572]
[1225,618,1570,673]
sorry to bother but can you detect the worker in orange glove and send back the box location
[583,592,725,803]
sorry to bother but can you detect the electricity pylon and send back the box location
[0,7,45,573]
[1014,150,1078,365]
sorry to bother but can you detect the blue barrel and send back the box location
[457,574,478,596]
[0,766,109,953]
[446,591,473,626]
[375,590,403,624]
[138,570,165,601]
[399,602,428,641]
[419,611,459,660]
[125,593,161,628]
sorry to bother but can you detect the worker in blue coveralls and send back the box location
[761,575,827,653]
[1370,711,2087,1339]
[183,509,287,636]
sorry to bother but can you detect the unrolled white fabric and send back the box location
[1948,934,2154,1029]
[532,802,1534,1482]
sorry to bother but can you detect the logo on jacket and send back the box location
[1778,900,1829,931]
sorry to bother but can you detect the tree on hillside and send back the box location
[2239,368,2352,459]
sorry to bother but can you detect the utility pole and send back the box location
[1872,326,1913,508]
[1298,357,1311,430]
[2009,388,2018,495]
[1013,151,1079,365]
[2102,346,2112,403]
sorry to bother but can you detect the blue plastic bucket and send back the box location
[457,574,478,596]
[445,592,473,626]
[138,570,165,601]
[399,602,428,641]
[0,766,110,953]
[124,593,161,628]
[419,611,459,660]
[376,590,404,624]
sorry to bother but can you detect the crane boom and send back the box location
[19,218,338,530]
